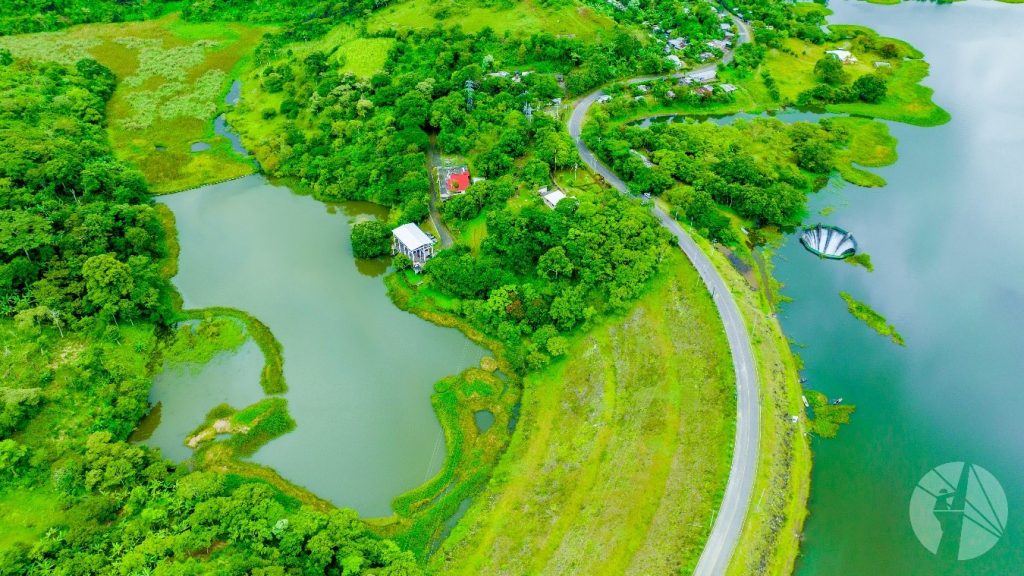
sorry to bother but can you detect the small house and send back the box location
[720,83,738,93]
[874,61,892,69]
[392,223,436,272]
[597,94,612,104]
[720,22,732,31]
[693,85,714,97]
[707,39,730,51]
[541,189,568,209]
[825,49,858,64]
[699,51,715,62]
[666,54,682,68]
[665,90,676,99]
[682,69,717,85]
[667,37,688,50]
[439,165,471,199]
[636,84,650,93]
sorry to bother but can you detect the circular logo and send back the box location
[909,462,1008,561]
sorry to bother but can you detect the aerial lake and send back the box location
[782,2,1023,574]
[153,175,486,517]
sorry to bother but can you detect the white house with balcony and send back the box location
[392,223,436,272]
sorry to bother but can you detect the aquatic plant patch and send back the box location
[840,291,905,346]
[0,15,272,193]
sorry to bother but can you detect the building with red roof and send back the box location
[440,165,471,199]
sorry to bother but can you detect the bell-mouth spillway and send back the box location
[799,224,858,259]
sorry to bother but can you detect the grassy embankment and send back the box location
[831,116,898,188]
[839,291,905,346]
[0,14,270,193]
[660,221,812,576]
[428,252,736,575]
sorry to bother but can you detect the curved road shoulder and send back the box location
[566,14,759,576]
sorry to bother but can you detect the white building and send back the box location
[720,83,738,93]
[542,189,568,209]
[681,68,718,85]
[392,223,436,272]
[825,49,858,64]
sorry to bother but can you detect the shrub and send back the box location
[350,220,392,258]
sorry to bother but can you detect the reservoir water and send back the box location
[782,2,1024,574]
[158,176,486,517]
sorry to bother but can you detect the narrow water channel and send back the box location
[158,176,486,517]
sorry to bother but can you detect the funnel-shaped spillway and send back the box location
[799,224,858,259]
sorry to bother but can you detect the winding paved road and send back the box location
[426,134,454,248]
[567,13,759,576]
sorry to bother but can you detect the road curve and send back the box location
[566,13,759,576]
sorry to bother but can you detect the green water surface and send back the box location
[157,176,485,517]
[786,2,1023,574]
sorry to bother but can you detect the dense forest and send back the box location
[249,23,663,220]
[584,117,850,242]
[0,53,419,575]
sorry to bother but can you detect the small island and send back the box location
[840,291,905,346]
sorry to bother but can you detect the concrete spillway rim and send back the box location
[799,224,858,259]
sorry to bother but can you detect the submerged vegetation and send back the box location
[0,15,267,193]
[840,291,905,346]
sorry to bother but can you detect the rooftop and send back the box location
[393,223,434,251]
[542,190,568,207]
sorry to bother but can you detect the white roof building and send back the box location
[720,83,738,93]
[393,223,433,252]
[682,68,718,84]
[542,189,568,209]
[826,49,858,64]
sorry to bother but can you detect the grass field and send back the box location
[0,14,270,193]
[432,251,735,575]
[367,0,616,39]
[832,116,898,187]
[457,213,488,255]
[681,232,813,576]
[0,487,68,553]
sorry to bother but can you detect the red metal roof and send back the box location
[446,170,470,192]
